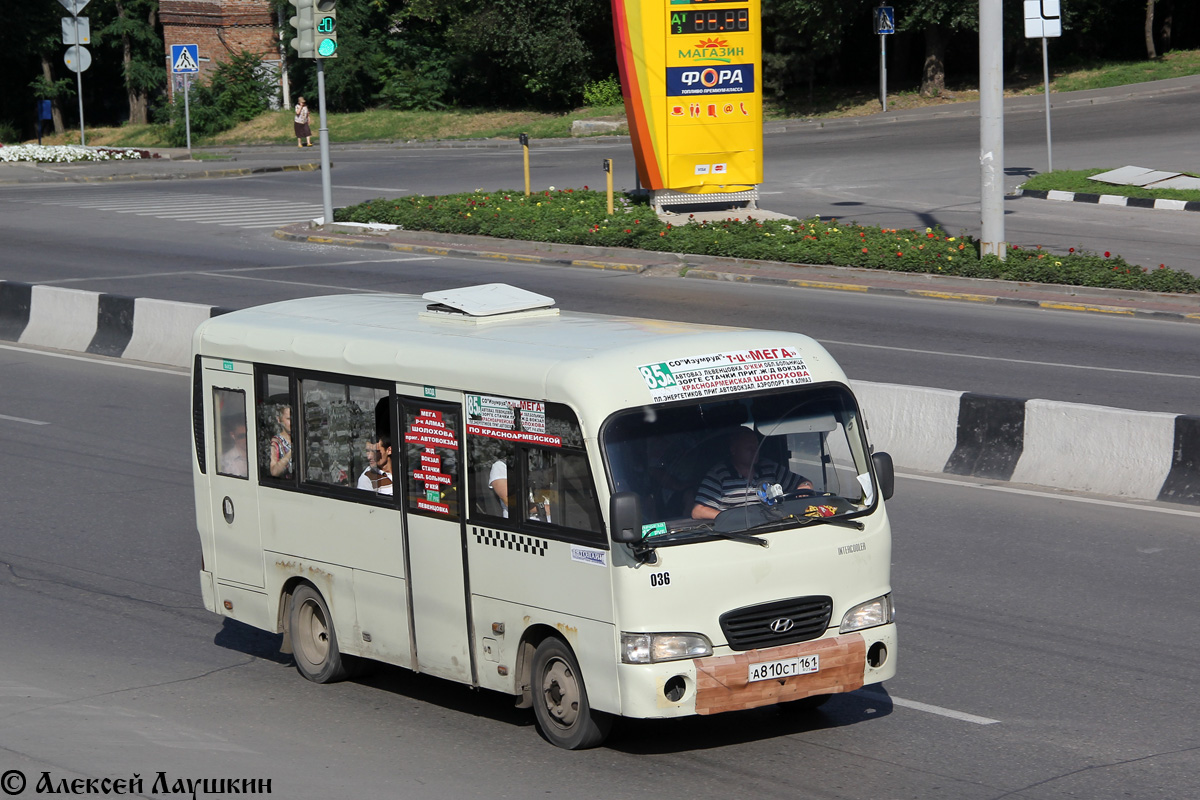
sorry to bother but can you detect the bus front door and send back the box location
[203,359,264,589]
[397,393,475,685]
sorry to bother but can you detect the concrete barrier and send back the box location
[0,280,225,368]
[3,279,1197,505]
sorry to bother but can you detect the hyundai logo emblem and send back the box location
[769,617,795,633]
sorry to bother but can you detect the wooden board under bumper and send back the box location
[693,633,866,715]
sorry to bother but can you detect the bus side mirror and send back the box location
[609,491,643,544]
[872,451,895,501]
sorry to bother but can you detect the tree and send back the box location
[1144,0,1158,58]
[899,0,977,96]
[762,0,876,105]
[99,0,166,125]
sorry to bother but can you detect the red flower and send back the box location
[896,252,903,257]
[1104,251,1111,258]
[862,248,868,254]
[624,229,631,233]
[1069,247,1075,253]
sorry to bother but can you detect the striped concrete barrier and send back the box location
[0,281,226,368]
[3,280,1196,505]
[852,381,1199,505]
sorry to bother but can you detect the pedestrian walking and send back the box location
[294,97,312,147]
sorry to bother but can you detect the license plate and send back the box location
[748,654,820,682]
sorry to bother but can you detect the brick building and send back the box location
[160,0,283,101]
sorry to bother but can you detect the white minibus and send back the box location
[191,284,896,748]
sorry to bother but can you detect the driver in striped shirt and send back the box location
[691,427,811,519]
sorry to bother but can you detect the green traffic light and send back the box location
[318,38,337,57]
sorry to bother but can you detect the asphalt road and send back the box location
[1,346,1197,799]
[3,80,1199,415]
[1,178,1198,415]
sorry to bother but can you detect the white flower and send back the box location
[0,144,146,164]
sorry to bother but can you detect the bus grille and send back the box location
[719,596,833,651]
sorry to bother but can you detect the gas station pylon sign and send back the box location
[612,0,762,206]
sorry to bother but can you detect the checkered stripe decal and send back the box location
[472,527,549,556]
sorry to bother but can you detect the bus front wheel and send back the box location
[289,584,351,683]
[531,637,611,749]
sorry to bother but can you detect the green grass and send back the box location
[1022,169,1200,203]
[1050,50,1200,92]
[335,189,1200,294]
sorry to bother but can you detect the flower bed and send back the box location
[336,189,1200,294]
[0,144,154,163]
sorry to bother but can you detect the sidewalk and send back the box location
[0,147,320,184]
[275,221,1200,324]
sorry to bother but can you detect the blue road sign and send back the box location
[875,6,895,35]
[171,43,199,74]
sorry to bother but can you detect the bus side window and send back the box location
[468,434,516,519]
[300,377,388,490]
[257,371,295,484]
[213,387,249,479]
[529,448,602,535]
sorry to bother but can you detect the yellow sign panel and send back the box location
[613,0,762,195]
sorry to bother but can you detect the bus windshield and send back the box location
[602,385,877,543]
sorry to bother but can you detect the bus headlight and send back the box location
[839,594,895,633]
[621,632,713,664]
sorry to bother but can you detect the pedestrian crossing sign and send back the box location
[171,44,199,74]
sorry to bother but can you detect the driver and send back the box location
[691,427,812,519]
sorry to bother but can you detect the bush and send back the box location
[582,76,623,107]
[0,119,19,144]
[335,189,1200,294]
[155,51,275,146]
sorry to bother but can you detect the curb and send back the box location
[681,269,1200,323]
[1019,188,1200,214]
[273,227,655,273]
[0,162,320,186]
[3,279,1197,507]
[276,224,1200,325]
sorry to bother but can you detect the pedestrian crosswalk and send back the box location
[26,189,324,229]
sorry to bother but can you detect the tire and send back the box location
[530,637,611,749]
[288,584,352,683]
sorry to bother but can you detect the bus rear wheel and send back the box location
[289,584,352,683]
[531,637,611,749]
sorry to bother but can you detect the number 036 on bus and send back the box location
[190,284,897,749]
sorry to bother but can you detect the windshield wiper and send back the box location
[711,529,770,547]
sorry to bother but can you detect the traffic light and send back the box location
[289,0,316,59]
[315,0,338,59]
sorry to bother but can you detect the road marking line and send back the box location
[0,413,51,426]
[823,339,1200,381]
[899,472,1200,518]
[860,691,1000,725]
[38,257,440,286]
[0,344,186,376]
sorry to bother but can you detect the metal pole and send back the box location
[880,34,887,112]
[184,75,192,156]
[72,15,85,146]
[316,60,334,227]
[978,0,1005,259]
[523,144,531,196]
[1042,37,1053,173]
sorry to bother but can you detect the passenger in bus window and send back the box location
[222,420,249,479]
[691,427,811,519]
[269,404,294,478]
[358,435,394,495]
[488,459,511,517]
